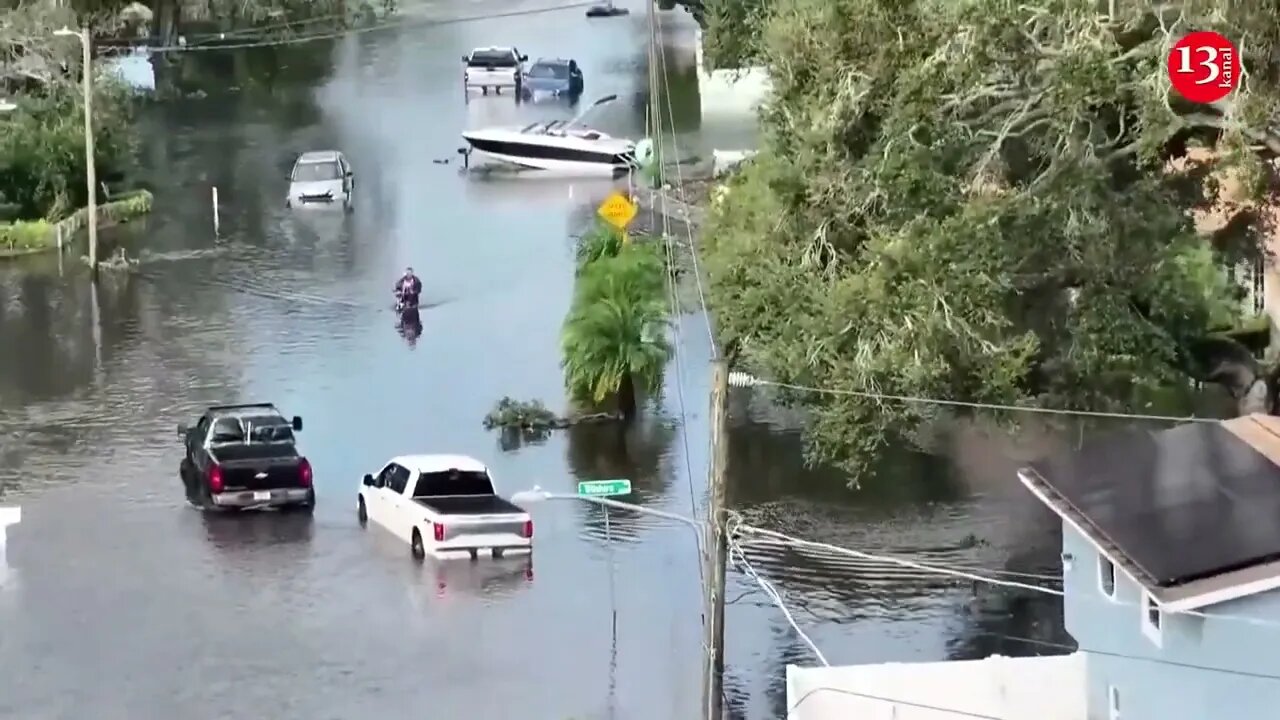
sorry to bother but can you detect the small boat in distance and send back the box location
[459,94,636,177]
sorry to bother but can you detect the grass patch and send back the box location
[0,220,55,252]
[0,190,154,256]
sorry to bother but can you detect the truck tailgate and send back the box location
[466,69,516,86]
[414,496,527,541]
[211,448,304,491]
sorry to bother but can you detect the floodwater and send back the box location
[0,1,1131,718]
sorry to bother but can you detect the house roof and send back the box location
[1019,414,1280,611]
[785,653,1086,720]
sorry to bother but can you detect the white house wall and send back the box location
[1061,526,1280,719]
[694,29,771,127]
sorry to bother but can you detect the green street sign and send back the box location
[577,479,632,497]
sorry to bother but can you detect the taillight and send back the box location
[520,520,533,539]
[298,458,313,487]
[208,464,224,494]
[433,523,445,542]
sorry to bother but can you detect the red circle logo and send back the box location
[1167,31,1241,104]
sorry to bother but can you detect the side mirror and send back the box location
[291,416,303,431]
[362,473,375,487]
[519,54,528,62]
[176,423,188,439]
[345,171,353,177]
[461,55,469,62]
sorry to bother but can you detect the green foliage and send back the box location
[0,220,54,253]
[0,189,153,254]
[576,224,627,270]
[701,0,1273,481]
[0,77,137,220]
[700,0,773,69]
[483,397,563,430]
[561,244,671,413]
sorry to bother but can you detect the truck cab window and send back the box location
[376,464,396,488]
[413,470,494,497]
[390,466,412,494]
[241,415,295,443]
[209,418,244,444]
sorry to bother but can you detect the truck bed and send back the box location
[210,443,299,464]
[413,495,524,516]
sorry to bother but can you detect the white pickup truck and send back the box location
[462,46,527,95]
[357,454,533,560]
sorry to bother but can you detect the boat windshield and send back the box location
[520,120,565,135]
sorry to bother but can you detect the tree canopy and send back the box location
[0,2,138,219]
[700,0,1280,481]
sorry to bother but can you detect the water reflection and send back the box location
[429,554,536,600]
[396,307,423,347]
[200,510,316,549]
[566,417,676,542]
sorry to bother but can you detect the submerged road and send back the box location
[0,2,710,718]
[0,1,1076,718]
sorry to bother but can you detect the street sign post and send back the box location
[577,477,631,714]
[578,479,633,497]
[596,191,637,231]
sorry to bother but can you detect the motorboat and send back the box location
[459,94,637,176]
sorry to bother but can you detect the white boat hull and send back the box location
[467,146,625,177]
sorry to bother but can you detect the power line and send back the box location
[736,523,1061,596]
[727,371,1221,424]
[644,0,703,590]
[736,535,1064,582]
[785,685,1003,719]
[135,1,598,53]
[653,19,718,360]
[981,631,1280,681]
[732,521,1280,630]
[727,516,830,666]
[730,530,1280,719]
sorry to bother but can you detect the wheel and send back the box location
[196,480,216,512]
[482,87,488,95]
[357,496,368,527]
[411,528,426,562]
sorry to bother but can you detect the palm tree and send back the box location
[575,224,626,270]
[561,246,671,418]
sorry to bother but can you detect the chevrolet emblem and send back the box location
[254,471,268,479]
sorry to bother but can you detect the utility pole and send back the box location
[703,359,729,720]
[56,27,97,276]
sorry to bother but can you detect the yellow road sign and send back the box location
[597,191,638,230]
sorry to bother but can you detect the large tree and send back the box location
[0,2,138,219]
[700,0,1280,481]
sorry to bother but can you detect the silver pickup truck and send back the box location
[462,47,527,95]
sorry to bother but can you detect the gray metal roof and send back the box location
[1023,417,1280,588]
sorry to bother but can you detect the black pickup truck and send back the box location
[178,403,315,512]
